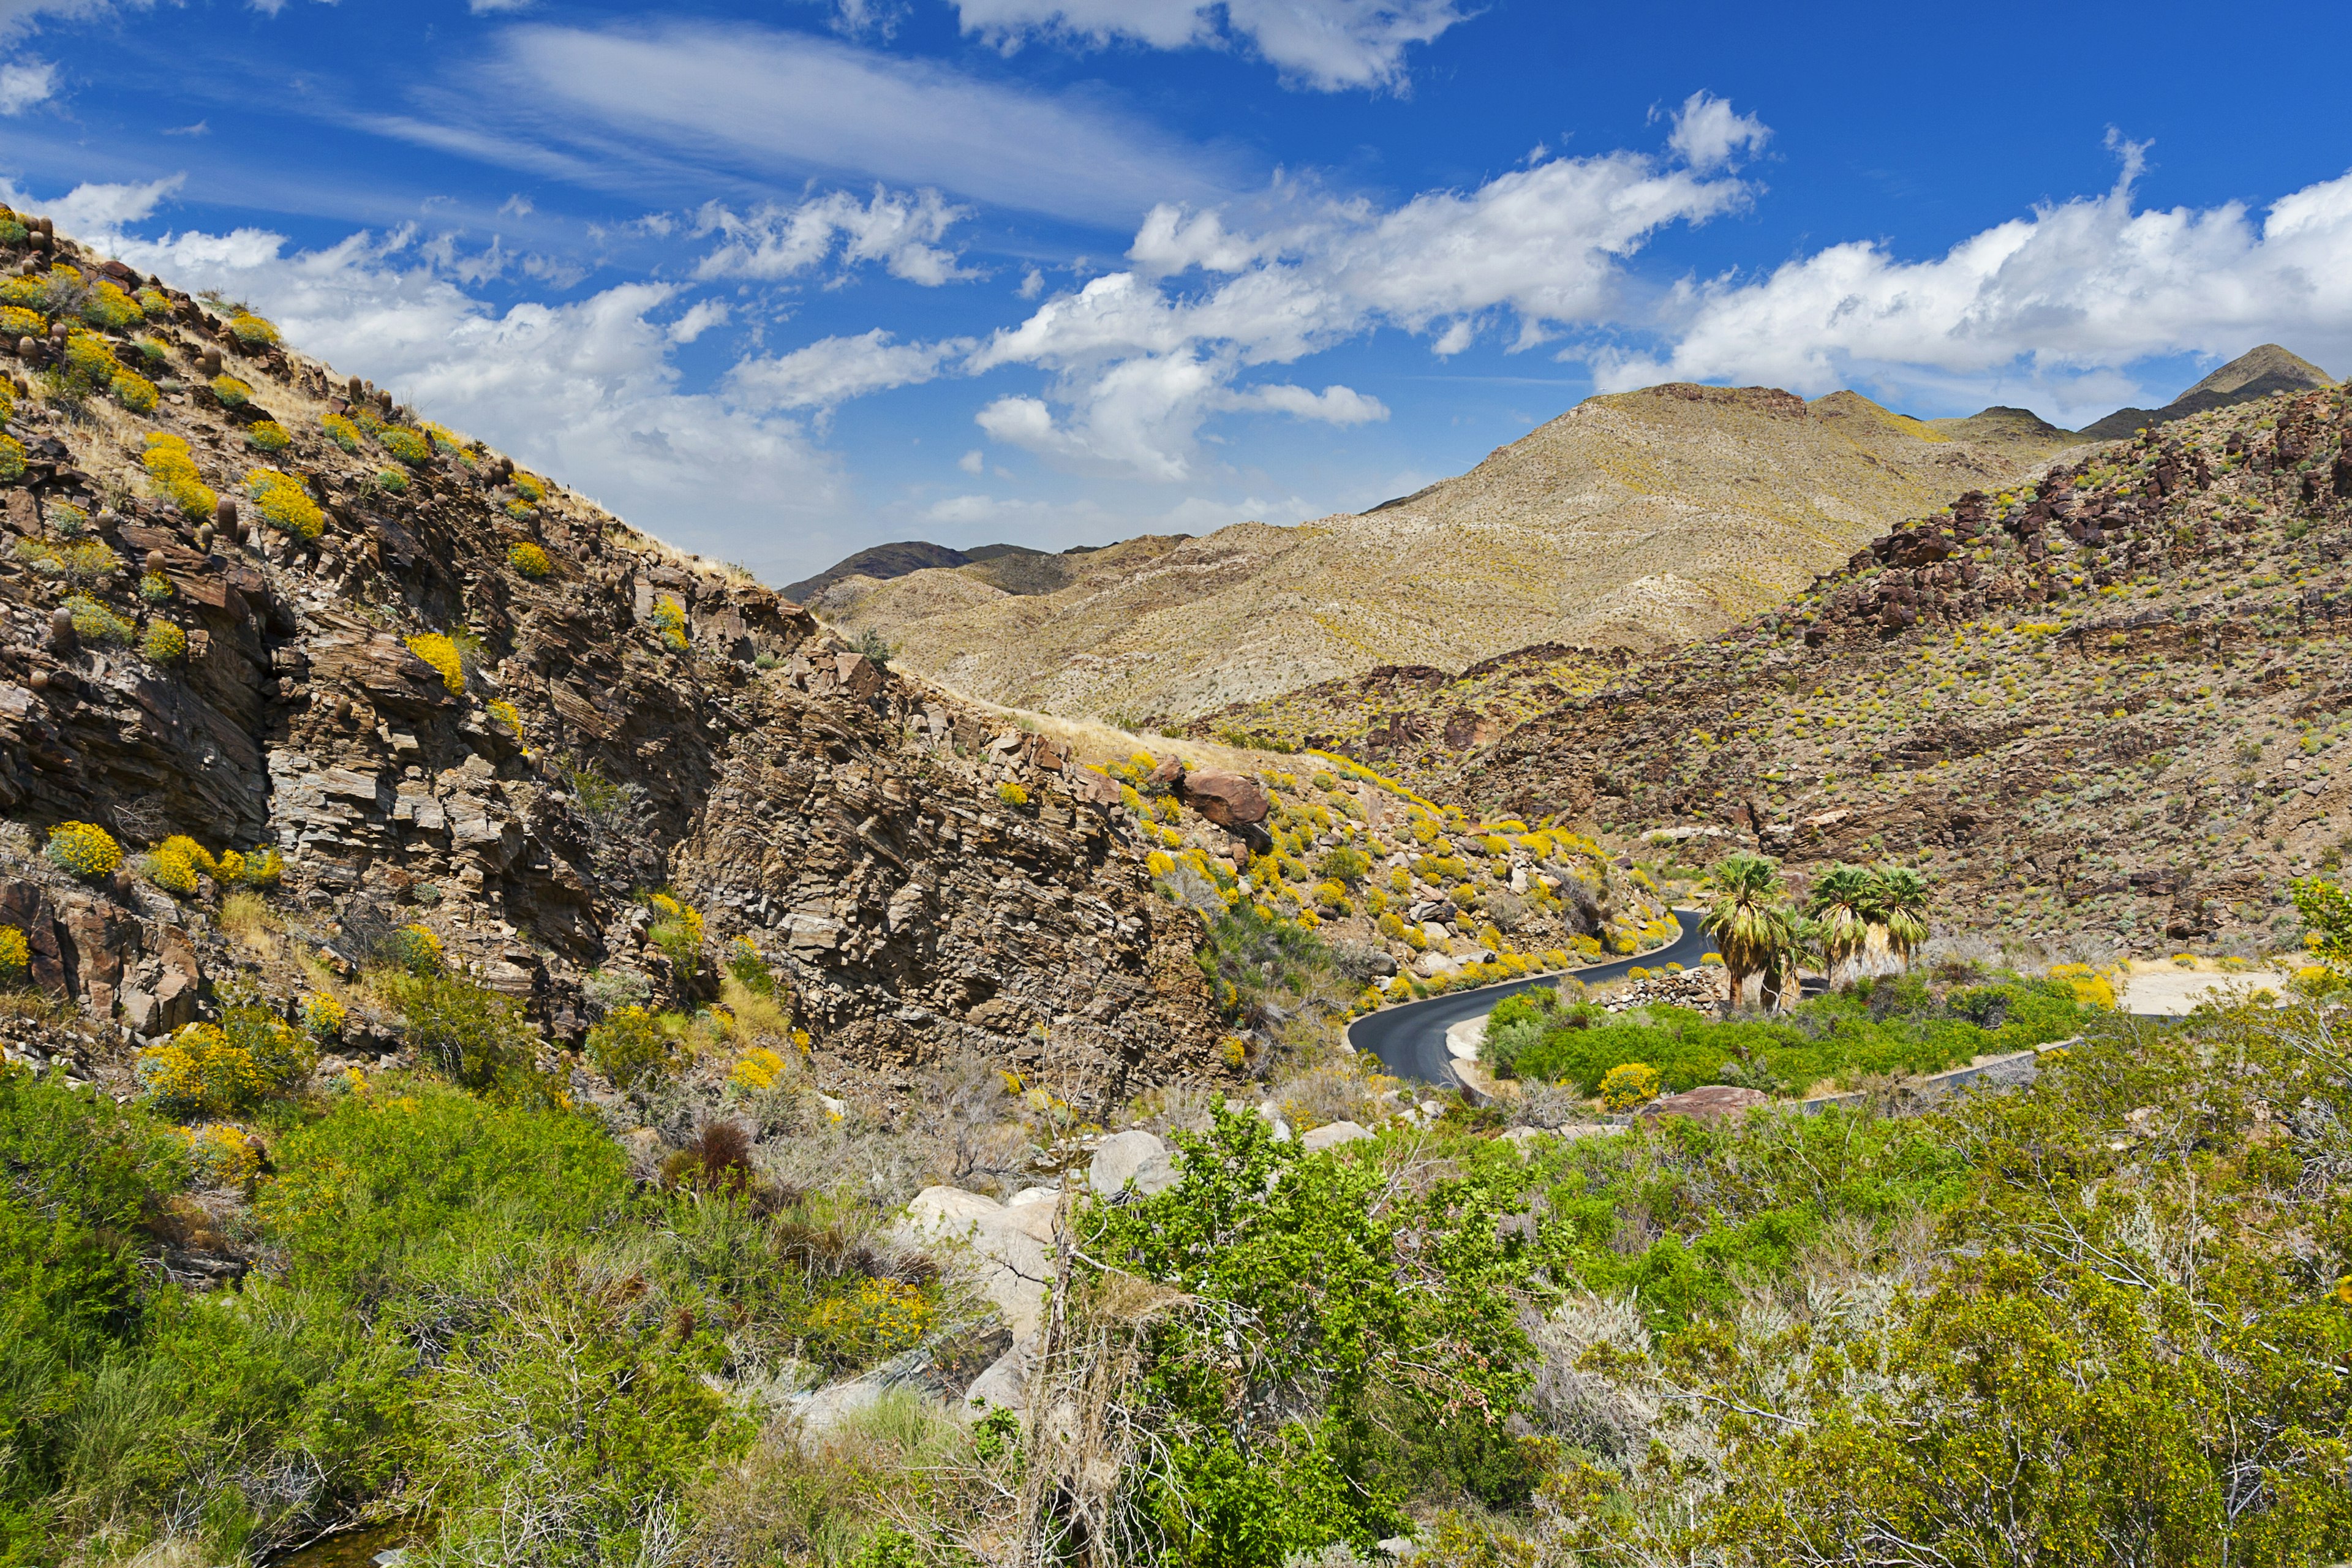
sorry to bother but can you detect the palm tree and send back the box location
[1702,853,1785,1012]
[1758,908,1813,1014]
[1805,864,1880,987]
[1870,864,1931,970]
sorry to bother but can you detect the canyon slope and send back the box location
[813,384,2067,723]
[1202,385,2352,955]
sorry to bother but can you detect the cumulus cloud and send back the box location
[693,185,974,286]
[1665,91,1768,173]
[954,0,1473,91]
[18,181,849,577]
[965,140,1759,477]
[728,328,973,410]
[0,56,56,113]
[1594,146,2352,423]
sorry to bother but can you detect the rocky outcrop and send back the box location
[0,219,1226,1109]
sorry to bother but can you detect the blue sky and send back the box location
[4,0,2350,582]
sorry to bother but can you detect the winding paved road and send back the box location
[1344,910,1711,1087]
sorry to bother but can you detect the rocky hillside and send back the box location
[1409,386,2352,956]
[0,211,1233,1111]
[815,384,2057,723]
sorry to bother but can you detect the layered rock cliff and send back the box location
[0,216,1221,1107]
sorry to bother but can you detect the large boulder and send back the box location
[1178,768,1270,827]
[1638,1085,1768,1123]
[899,1186,1054,1336]
[1089,1129,1180,1199]
[1300,1120,1371,1153]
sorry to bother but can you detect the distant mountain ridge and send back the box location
[2074,344,2334,442]
[780,539,1084,603]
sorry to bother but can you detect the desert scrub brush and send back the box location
[143,438,218,521]
[209,374,252,408]
[15,537,118,586]
[80,279,142,330]
[650,595,688,650]
[322,412,362,452]
[379,426,431,466]
[507,541,551,579]
[302,993,347,1039]
[140,620,187,664]
[246,469,323,540]
[136,287,170,316]
[227,312,279,346]
[0,924,28,988]
[511,471,545,502]
[64,594,135,644]
[405,633,466,695]
[0,304,42,340]
[111,369,159,414]
[60,332,116,394]
[0,435,21,485]
[45,821,123,881]
[245,420,290,453]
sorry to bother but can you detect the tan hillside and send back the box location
[2075,344,2335,442]
[816,383,2051,723]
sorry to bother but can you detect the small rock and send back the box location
[1639,1084,1768,1122]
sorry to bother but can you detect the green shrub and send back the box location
[322,412,362,452]
[380,922,444,975]
[80,279,142,329]
[0,434,20,484]
[380,426,432,465]
[390,971,541,1096]
[1314,846,1369,885]
[588,1005,680,1090]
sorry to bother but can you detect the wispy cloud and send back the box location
[693,186,976,287]
[954,0,1474,91]
[0,56,56,113]
[398,21,1230,225]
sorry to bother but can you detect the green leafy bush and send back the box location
[589,1005,680,1090]
[380,426,432,465]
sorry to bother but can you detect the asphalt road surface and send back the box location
[1344,910,1711,1088]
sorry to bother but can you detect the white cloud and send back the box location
[954,0,1474,91]
[15,189,850,578]
[1594,148,2352,423]
[1665,91,1768,173]
[668,298,729,344]
[436,21,1224,225]
[965,141,1760,477]
[0,172,185,232]
[959,448,985,473]
[0,56,56,113]
[728,327,972,410]
[693,186,974,286]
[469,0,535,12]
[1226,382,1387,423]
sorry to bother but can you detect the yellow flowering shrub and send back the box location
[143,835,211,895]
[45,821,123,881]
[228,312,279,345]
[0,924,29,987]
[57,331,116,394]
[507,541,551,578]
[647,892,705,977]
[486,698,524,741]
[997,781,1029,807]
[140,1024,265,1118]
[302,993,347,1038]
[136,287,170,316]
[805,1277,932,1365]
[405,633,466,695]
[0,435,21,485]
[0,304,42,339]
[81,279,143,329]
[110,368,159,413]
[143,434,218,519]
[247,469,324,540]
[140,620,187,665]
[1145,849,1175,877]
[246,420,291,452]
[379,426,432,465]
[209,374,252,407]
[384,924,445,976]
[322,412,362,452]
[1599,1061,1662,1110]
[2048,962,2118,1010]
[729,1046,789,1091]
[181,1123,262,1187]
[237,847,284,888]
[650,595,688,651]
[511,472,545,502]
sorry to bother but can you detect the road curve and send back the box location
[1344,910,1711,1088]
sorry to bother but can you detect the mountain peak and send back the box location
[2179,343,2334,402]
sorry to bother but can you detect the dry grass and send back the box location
[217,891,281,959]
[718,975,790,1044]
